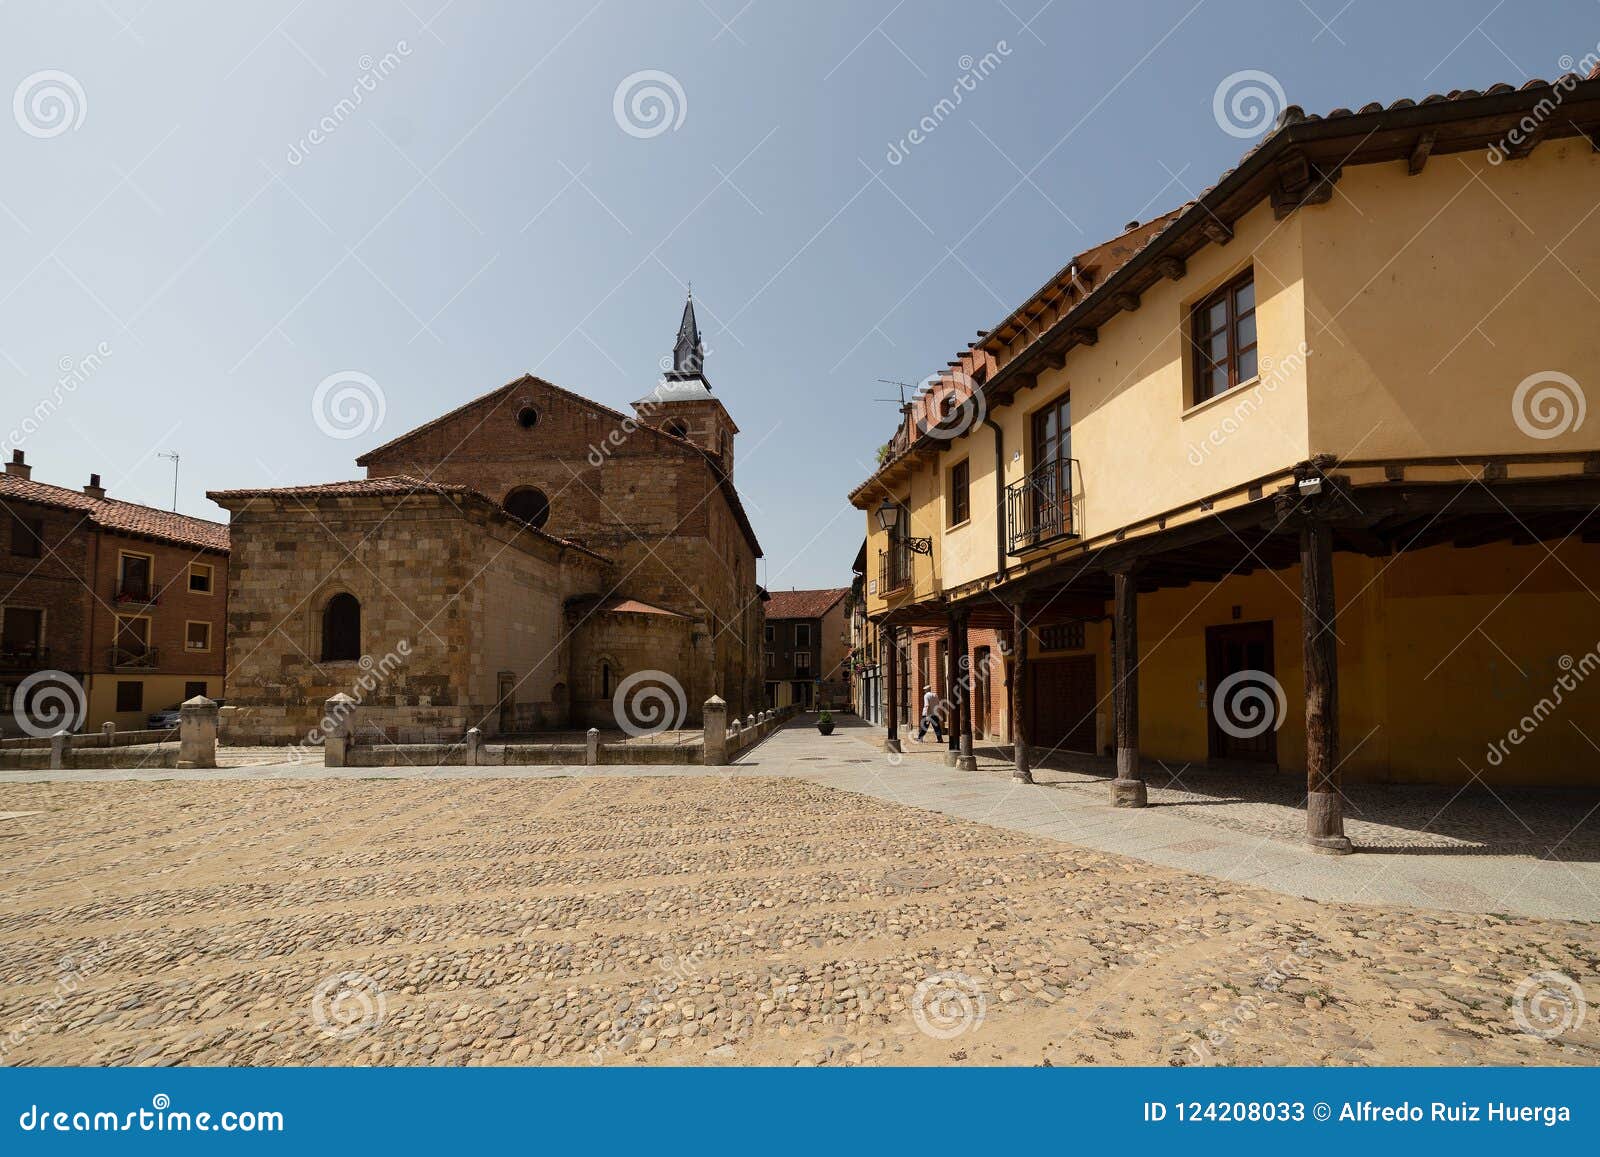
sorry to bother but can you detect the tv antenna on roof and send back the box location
[158,451,179,512]
[875,379,914,407]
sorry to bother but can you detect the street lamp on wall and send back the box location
[875,498,932,554]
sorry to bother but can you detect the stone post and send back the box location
[586,727,600,766]
[729,721,743,754]
[703,696,729,766]
[178,695,219,770]
[323,692,356,769]
[100,721,115,747]
[49,730,70,770]
[465,726,483,766]
[745,714,756,731]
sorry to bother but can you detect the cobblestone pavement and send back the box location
[1,773,1597,1067]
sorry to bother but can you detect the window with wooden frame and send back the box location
[117,551,154,601]
[1190,270,1257,404]
[188,562,214,594]
[185,620,212,652]
[8,512,43,558]
[794,623,811,648]
[948,459,970,527]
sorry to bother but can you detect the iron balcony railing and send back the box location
[1006,458,1079,554]
[878,543,911,594]
[0,645,47,672]
[109,646,158,670]
[116,580,159,604]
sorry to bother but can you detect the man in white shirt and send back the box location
[915,688,943,742]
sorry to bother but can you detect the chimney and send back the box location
[84,472,106,499]
[5,450,30,480]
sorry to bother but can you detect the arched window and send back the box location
[600,662,612,698]
[663,418,690,439]
[321,593,361,661]
[504,486,551,529]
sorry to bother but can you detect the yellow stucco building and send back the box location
[849,73,1600,854]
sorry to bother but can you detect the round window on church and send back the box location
[504,486,551,529]
[516,404,540,429]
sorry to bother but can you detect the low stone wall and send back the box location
[0,743,179,770]
[1,726,176,751]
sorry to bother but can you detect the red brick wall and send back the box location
[1,499,93,674]
[88,532,228,680]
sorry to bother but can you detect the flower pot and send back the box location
[817,723,834,735]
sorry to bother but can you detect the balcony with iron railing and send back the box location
[116,579,159,605]
[1006,458,1079,554]
[877,543,911,595]
[0,644,48,673]
[109,645,159,670]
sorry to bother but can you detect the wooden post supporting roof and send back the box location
[883,626,901,754]
[956,612,977,772]
[1011,603,1032,784]
[1301,519,1353,854]
[1110,566,1147,807]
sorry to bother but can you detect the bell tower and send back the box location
[634,289,739,479]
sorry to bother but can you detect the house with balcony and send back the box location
[850,72,1600,853]
[1,451,229,733]
[763,587,850,710]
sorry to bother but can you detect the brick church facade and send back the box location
[209,297,765,743]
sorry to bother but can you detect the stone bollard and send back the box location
[50,730,70,770]
[729,721,742,753]
[465,726,482,766]
[323,692,356,768]
[586,727,600,766]
[178,695,219,769]
[703,696,729,766]
[100,721,115,748]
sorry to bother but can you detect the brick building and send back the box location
[1,451,230,734]
[762,587,849,709]
[209,296,766,743]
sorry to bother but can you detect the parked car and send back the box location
[146,707,183,730]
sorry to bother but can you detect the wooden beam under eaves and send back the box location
[1407,130,1436,175]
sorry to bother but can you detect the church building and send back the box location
[209,296,765,743]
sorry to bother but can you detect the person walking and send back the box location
[915,687,943,742]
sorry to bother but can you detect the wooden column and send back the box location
[1110,566,1147,807]
[944,612,962,764]
[1011,602,1032,783]
[1301,518,1353,854]
[956,612,977,771]
[883,625,901,753]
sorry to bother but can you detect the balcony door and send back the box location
[1030,397,1071,538]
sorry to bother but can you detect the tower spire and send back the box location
[669,289,707,384]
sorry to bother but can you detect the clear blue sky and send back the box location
[3,0,1594,588]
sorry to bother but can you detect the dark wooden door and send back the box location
[1029,655,1096,754]
[1206,621,1277,763]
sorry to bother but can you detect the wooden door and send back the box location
[1029,655,1096,754]
[1206,621,1277,763]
